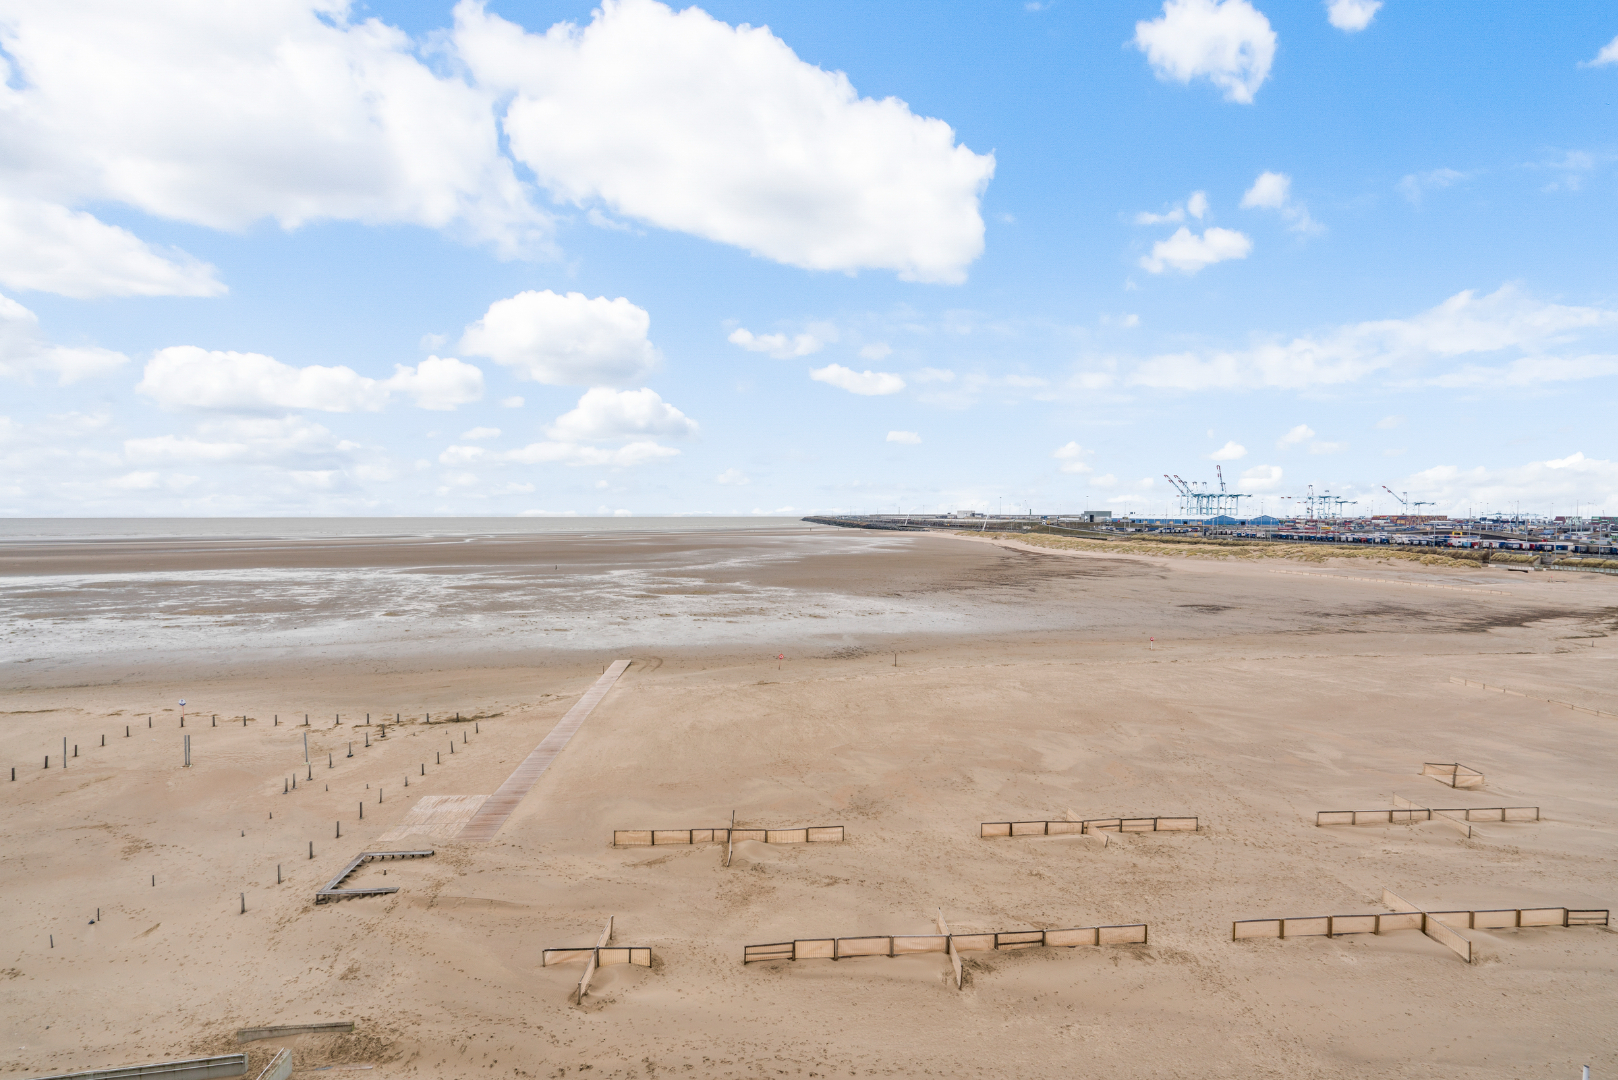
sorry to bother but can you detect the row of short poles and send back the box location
[13,711,479,778]
[32,716,481,944]
[282,721,478,794]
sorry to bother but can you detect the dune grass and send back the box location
[982,531,1496,569]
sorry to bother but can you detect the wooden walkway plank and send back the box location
[457,659,632,842]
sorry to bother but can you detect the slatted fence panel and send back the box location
[794,939,835,960]
[836,936,891,958]
[1471,909,1518,929]
[994,930,1044,950]
[743,942,793,963]
[1232,919,1281,940]
[1282,917,1331,938]
[982,817,1198,837]
[615,825,846,846]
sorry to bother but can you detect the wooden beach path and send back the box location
[457,659,632,841]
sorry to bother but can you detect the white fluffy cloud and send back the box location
[546,387,699,442]
[441,438,679,468]
[137,347,484,412]
[439,386,695,471]
[1405,453,1618,517]
[1240,172,1288,209]
[716,467,749,485]
[1584,35,1618,66]
[456,0,994,283]
[0,0,546,256]
[1277,424,1315,448]
[0,197,225,299]
[0,293,128,383]
[1140,226,1253,274]
[1325,0,1381,32]
[887,430,922,444]
[1052,441,1093,474]
[1132,286,1618,390]
[1134,190,1210,225]
[728,327,830,359]
[460,290,660,387]
[809,364,905,395]
[383,357,487,411]
[1240,172,1321,235]
[460,426,501,440]
[1208,440,1247,460]
[1133,0,1276,104]
[506,440,678,468]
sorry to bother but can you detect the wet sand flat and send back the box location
[2,527,1616,1079]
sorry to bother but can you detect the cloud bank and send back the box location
[137,348,484,411]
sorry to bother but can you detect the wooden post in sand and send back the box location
[725,810,737,867]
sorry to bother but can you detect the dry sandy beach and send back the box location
[2,522,1616,1079]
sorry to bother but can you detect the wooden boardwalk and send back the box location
[456,659,632,842]
[378,794,489,841]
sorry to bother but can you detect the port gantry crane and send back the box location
[1163,467,1250,518]
[1382,486,1434,515]
[1282,484,1357,520]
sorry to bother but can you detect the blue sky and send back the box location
[3,0,1616,518]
